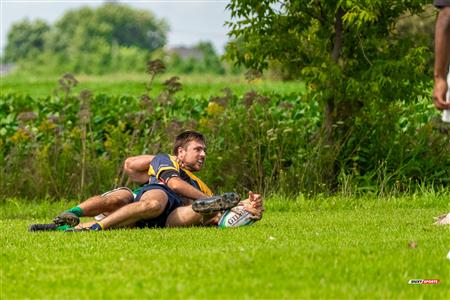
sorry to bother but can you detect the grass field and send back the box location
[1,194,449,299]
[1,73,305,98]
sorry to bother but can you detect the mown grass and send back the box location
[1,194,449,299]
[0,73,305,98]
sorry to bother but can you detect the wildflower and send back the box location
[164,76,182,94]
[79,90,92,102]
[47,114,59,123]
[38,119,57,132]
[166,120,182,138]
[199,117,213,128]
[59,73,78,91]
[10,128,32,143]
[245,69,262,82]
[278,102,294,110]
[206,102,224,116]
[243,91,258,107]
[146,59,166,76]
[185,120,198,130]
[209,88,234,108]
[70,127,82,139]
[104,137,113,149]
[77,108,91,124]
[17,111,37,122]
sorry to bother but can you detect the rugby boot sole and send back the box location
[192,192,241,214]
[53,212,80,227]
[29,223,58,232]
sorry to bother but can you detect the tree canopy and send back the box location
[3,19,50,63]
[226,0,431,127]
[5,3,169,74]
[46,3,168,55]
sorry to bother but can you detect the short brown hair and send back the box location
[173,131,206,155]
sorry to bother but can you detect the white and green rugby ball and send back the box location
[218,205,255,228]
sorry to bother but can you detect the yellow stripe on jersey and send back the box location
[183,169,213,196]
[155,166,178,180]
[168,155,180,170]
[148,154,180,179]
[153,155,180,179]
[148,164,156,177]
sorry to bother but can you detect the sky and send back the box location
[0,0,232,55]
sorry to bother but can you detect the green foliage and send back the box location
[226,0,430,104]
[2,195,449,299]
[46,3,167,54]
[5,3,168,74]
[3,19,50,63]
[0,69,448,200]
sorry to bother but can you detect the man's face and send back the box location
[177,140,206,172]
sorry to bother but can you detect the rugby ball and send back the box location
[218,205,255,228]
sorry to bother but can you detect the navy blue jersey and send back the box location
[435,0,450,7]
[148,153,213,196]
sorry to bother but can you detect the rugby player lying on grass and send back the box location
[29,131,263,231]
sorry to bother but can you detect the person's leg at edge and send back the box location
[92,189,168,230]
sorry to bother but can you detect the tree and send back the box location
[195,41,225,74]
[46,3,168,54]
[8,3,168,74]
[3,19,50,63]
[226,0,432,185]
[226,0,429,133]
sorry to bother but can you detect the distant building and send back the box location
[168,46,203,60]
[0,64,15,76]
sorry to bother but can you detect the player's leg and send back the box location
[165,192,241,227]
[53,188,134,227]
[93,189,168,230]
[165,206,218,227]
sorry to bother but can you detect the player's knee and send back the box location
[139,200,164,217]
[104,189,133,207]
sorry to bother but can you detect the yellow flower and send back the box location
[10,128,31,143]
[199,117,213,128]
[104,137,113,149]
[70,127,82,139]
[206,102,224,116]
[38,120,57,132]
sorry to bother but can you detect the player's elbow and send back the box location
[123,157,134,176]
[167,178,185,193]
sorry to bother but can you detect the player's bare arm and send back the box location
[433,6,450,110]
[124,155,155,184]
[166,176,209,200]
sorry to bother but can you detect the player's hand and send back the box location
[433,77,450,110]
[248,191,263,208]
[242,191,264,220]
